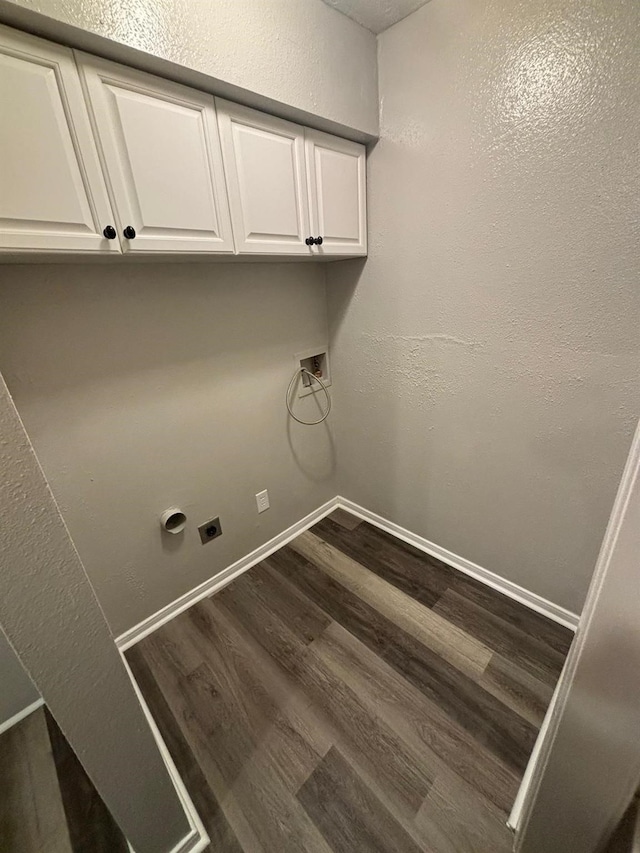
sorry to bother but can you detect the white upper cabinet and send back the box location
[77,55,234,253]
[0,23,367,260]
[305,129,367,256]
[217,100,367,257]
[0,25,119,253]
[216,100,311,255]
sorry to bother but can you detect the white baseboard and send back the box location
[0,697,203,853]
[335,497,580,632]
[507,671,563,832]
[128,829,205,853]
[0,697,45,737]
[118,493,579,851]
[119,499,342,852]
[122,655,210,853]
[116,497,340,652]
[117,494,579,655]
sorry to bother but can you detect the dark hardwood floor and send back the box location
[603,798,640,853]
[0,707,71,853]
[127,509,574,852]
[0,707,127,853]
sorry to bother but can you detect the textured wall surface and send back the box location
[0,263,337,635]
[328,0,640,614]
[0,375,189,852]
[0,0,378,138]
[321,0,430,34]
[0,627,39,725]
[519,422,640,852]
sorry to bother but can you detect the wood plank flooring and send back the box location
[603,797,640,853]
[0,707,127,853]
[127,509,574,853]
[0,707,72,853]
[44,709,129,853]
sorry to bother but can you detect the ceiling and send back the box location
[320,0,431,34]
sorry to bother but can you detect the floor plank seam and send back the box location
[118,506,573,853]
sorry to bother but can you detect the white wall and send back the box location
[327,0,640,614]
[0,263,336,636]
[0,373,190,853]
[0,627,39,725]
[320,0,429,34]
[0,0,378,139]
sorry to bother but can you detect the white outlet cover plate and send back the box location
[256,490,270,513]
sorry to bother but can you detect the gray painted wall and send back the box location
[0,0,378,139]
[0,627,39,725]
[0,263,337,636]
[518,420,640,853]
[0,374,190,853]
[327,0,640,614]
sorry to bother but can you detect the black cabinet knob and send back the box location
[313,236,323,245]
[123,226,136,239]
[103,225,116,240]
[305,236,314,246]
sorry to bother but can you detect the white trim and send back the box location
[121,655,209,853]
[1,698,204,853]
[514,418,640,851]
[508,668,563,831]
[0,697,44,736]
[116,497,340,651]
[0,697,205,853]
[117,494,579,654]
[335,497,580,632]
[117,493,580,850]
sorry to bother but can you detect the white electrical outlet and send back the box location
[256,489,270,513]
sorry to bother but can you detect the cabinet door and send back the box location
[305,129,367,256]
[78,55,234,254]
[0,25,119,253]
[216,100,311,255]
